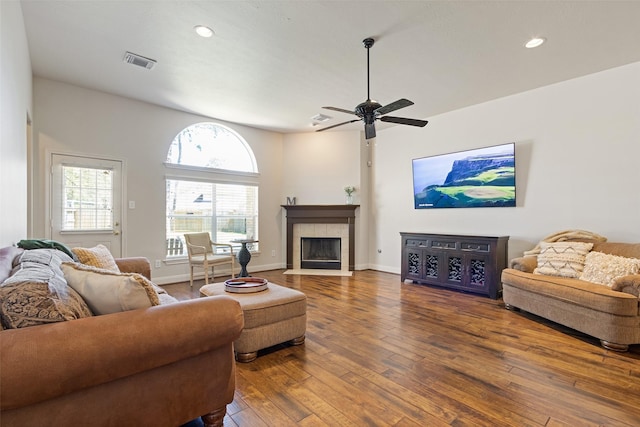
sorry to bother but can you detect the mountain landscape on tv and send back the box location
[413,146,515,209]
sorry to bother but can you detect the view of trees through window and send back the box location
[165,123,258,257]
[62,166,113,231]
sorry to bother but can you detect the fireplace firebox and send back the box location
[301,237,341,270]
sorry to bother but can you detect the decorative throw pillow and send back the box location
[72,244,120,272]
[533,241,594,278]
[61,262,162,315]
[580,251,640,287]
[0,249,92,329]
[0,281,92,328]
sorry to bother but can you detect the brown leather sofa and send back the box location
[0,246,244,427]
[502,241,640,352]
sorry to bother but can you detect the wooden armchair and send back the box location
[184,232,236,287]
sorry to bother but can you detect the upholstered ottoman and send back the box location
[200,282,307,362]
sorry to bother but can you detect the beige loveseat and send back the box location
[0,245,244,427]
[502,241,640,352]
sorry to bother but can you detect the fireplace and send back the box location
[301,237,341,270]
[282,205,358,271]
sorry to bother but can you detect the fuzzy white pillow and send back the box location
[533,241,593,278]
[580,251,640,287]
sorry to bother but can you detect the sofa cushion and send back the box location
[61,262,165,315]
[580,251,640,287]
[0,249,92,329]
[72,244,120,272]
[592,242,640,259]
[502,268,638,317]
[533,241,593,278]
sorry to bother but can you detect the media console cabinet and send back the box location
[400,232,509,299]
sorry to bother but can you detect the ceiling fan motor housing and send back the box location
[356,100,382,124]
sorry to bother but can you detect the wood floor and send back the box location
[163,269,640,427]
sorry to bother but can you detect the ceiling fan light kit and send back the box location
[317,37,428,139]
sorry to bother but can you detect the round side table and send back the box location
[231,239,258,277]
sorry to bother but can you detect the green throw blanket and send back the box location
[17,239,78,261]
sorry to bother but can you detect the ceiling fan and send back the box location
[316,37,428,139]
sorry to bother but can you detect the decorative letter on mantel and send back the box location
[281,204,359,271]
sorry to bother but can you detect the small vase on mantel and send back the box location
[344,185,356,205]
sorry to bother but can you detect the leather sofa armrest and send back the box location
[509,256,537,273]
[0,296,243,411]
[115,257,151,279]
[611,274,640,297]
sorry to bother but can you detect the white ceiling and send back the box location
[20,0,640,135]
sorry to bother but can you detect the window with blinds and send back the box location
[61,165,113,231]
[165,122,259,257]
[166,179,258,255]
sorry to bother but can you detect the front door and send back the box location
[50,153,122,256]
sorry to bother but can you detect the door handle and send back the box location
[113,231,120,235]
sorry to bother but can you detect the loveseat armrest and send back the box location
[0,296,243,411]
[612,274,640,298]
[115,256,151,279]
[509,256,537,273]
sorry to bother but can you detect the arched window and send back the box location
[166,122,257,172]
[165,123,259,258]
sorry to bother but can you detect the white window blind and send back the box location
[166,179,258,256]
[61,165,113,231]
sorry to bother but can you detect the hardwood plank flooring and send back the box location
[162,269,640,426]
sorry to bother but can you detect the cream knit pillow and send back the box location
[580,251,640,287]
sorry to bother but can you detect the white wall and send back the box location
[0,0,32,247]
[27,61,640,280]
[370,61,640,273]
[32,78,284,283]
[281,131,370,269]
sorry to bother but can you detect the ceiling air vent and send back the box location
[311,113,332,123]
[123,51,157,70]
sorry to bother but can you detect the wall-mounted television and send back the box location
[412,142,516,209]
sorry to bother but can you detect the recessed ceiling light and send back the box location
[194,25,214,38]
[525,37,546,49]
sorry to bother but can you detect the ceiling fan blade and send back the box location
[375,98,414,115]
[380,116,429,127]
[316,119,360,132]
[365,123,376,139]
[322,106,357,115]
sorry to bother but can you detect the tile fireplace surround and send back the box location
[281,205,358,271]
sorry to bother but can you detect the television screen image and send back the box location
[412,142,515,209]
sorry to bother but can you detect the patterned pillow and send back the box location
[0,281,92,328]
[580,251,640,287]
[72,244,120,272]
[533,241,594,278]
[0,249,92,329]
[61,262,165,315]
